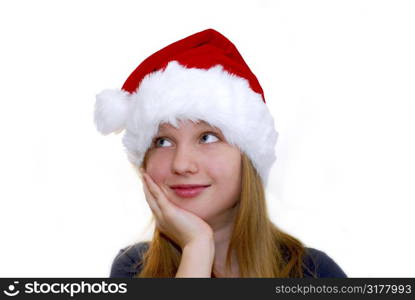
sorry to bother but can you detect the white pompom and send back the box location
[94,89,132,135]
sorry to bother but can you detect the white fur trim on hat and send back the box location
[94,89,133,135]
[97,60,279,186]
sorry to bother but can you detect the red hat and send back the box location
[122,29,265,102]
[94,28,278,186]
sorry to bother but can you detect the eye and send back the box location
[153,137,172,148]
[152,132,220,148]
[200,132,219,144]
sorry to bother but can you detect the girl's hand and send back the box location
[139,168,214,249]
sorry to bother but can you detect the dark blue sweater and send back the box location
[110,242,347,278]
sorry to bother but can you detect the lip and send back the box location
[170,184,210,198]
[170,184,210,189]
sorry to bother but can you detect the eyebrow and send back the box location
[156,126,223,140]
[158,124,219,134]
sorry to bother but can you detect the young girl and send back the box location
[94,28,347,278]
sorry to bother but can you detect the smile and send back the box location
[170,185,210,198]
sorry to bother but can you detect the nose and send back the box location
[171,144,198,175]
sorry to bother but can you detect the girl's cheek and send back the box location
[146,154,171,182]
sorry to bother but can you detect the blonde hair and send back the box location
[134,151,315,277]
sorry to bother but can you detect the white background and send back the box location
[0,0,414,277]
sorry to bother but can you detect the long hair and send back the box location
[134,151,314,277]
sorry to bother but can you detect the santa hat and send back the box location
[94,28,278,186]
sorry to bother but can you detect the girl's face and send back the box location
[145,119,242,225]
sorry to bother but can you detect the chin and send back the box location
[174,201,212,219]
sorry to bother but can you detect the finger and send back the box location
[159,185,171,200]
[143,183,162,218]
[141,172,172,211]
[140,172,157,201]
[141,176,162,218]
[160,185,177,207]
[139,169,158,201]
